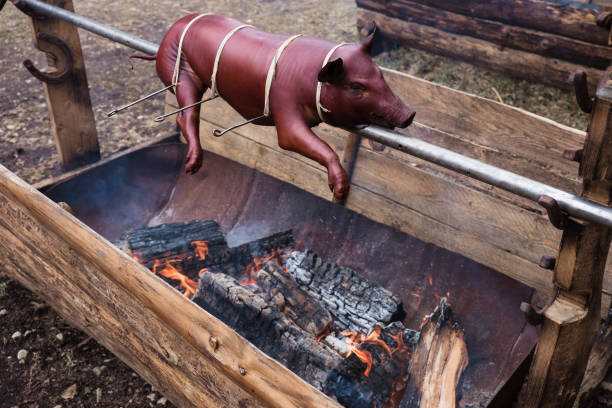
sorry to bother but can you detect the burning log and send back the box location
[286,251,405,333]
[193,270,342,390]
[400,298,468,408]
[126,220,231,277]
[324,322,420,408]
[255,262,333,337]
[122,220,293,294]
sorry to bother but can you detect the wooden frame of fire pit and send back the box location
[1,0,611,407]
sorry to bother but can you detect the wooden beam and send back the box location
[0,164,342,408]
[402,0,609,45]
[356,8,604,90]
[356,0,612,69]
[524,75,612,408]
[27,0,99,170]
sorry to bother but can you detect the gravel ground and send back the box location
[0,0,596,407]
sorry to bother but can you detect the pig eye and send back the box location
[349,82,366,92]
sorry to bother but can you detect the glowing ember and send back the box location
[241,279,257,286]
[152,257,198,298]
[198,267,209,277]
[192,240,209,261]
[341,326,394,376]
[428,276,433,286]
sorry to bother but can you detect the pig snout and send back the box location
[397,109,415,128]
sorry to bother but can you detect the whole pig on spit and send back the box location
[133,14,416,200]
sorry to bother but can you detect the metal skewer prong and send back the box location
[107,84,174,117]
[213,114,267,137]
[153,95,220,122]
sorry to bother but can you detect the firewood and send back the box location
[286,250,405,333]
[255,262,333,337]
[126,220,232,279]
[124,220,293,281]
[193,271,342,390]
[400,298,468,408]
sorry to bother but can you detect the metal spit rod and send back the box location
[12,0,612,228]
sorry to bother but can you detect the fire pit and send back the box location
[41,141,537,407]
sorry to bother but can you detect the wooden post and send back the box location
[25,0,99,170]
[524,73,612,408]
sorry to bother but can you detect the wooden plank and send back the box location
[379,69,586,184]
[357,8,605,90]
[0,216,265,408]
[28,0,99,170]
[403,0,609,45]
[0,163,342,408]
[357,0,612,69]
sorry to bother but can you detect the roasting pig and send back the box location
[145,14,415,200]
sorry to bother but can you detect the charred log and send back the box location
[286,250,405,333]
[123,220,293,282]
[193,271,341,390]
[325,322,420,408]
[255,261,333,337]
[400,298,468,408]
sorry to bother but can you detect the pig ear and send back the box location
[317,58,345,84]
[360,23,377,55]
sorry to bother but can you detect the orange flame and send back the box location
[198,267,209,277]
[241,279,257,286]
[428,276,433,287]
[243,249,285,282]
[192,240,209,261]
[152,257,198,298]
[341,325,394,376]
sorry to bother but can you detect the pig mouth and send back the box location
[368,112,396,129]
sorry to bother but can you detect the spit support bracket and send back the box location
[23,32,73,84]
[538,195,570,230]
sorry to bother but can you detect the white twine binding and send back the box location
[172,13,211,86]
[316,43,348,122]
[210,24,254,96]
[263,34,302,116]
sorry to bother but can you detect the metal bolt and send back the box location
[208,336,219,351]
[239,366,246,376]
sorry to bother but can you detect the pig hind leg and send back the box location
[158,56,207,174]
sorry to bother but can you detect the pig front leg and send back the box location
[275,112,349,200]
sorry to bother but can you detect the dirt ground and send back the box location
[0,0,602,407]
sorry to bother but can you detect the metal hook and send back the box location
[107,84,174,117]
[23,32,73,84]
[153,94,219,122]
[212,114,266,137]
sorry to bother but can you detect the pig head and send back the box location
[154,14,415,200]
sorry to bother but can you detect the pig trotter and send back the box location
[328,160,349,200]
